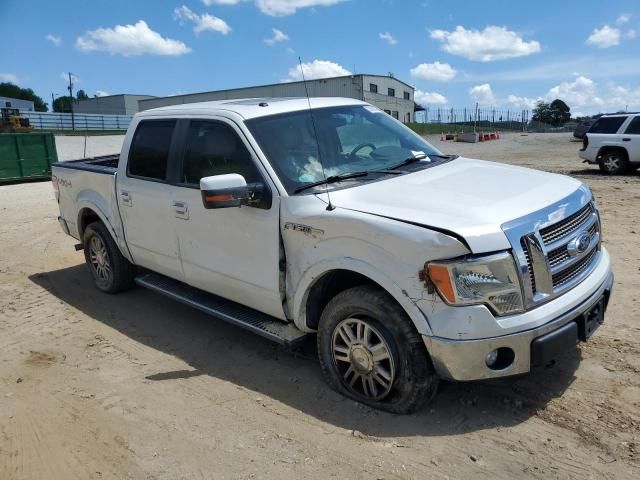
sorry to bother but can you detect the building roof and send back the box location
[139,96,367,120]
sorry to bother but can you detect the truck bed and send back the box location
[52,154,119,175]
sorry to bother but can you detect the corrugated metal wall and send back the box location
[138,75,415,123]
[139,76,364,111]
[23,112,132,131]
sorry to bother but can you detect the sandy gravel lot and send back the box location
[1,133,638,479]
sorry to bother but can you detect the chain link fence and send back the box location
[411,107,532,134]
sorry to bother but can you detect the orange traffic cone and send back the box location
[479,132,483,142]
[440,133,445,141]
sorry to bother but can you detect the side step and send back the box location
[134,273,310,348]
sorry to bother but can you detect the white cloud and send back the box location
[616,13,631,25]
[286,46,295,54]
[0,72,18,83]
[507,94,539,109]
[626,29,637,39]
[544,76,603,107]
[45,34,62,46]
[379,32,397,45]
[95,90,109,97]
[409,61,456,81]
[469,83,496,105]
[256,0,348,16]
[174,5,232,35]
[60,72,80,84]
[606,85,640,108]
[264,28,289,45]
[284,59,351,81]
[586,25,620,48]
[76,20,191,56]
[414,89,447,105]
[430,25,540,61]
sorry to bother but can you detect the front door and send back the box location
[118,119,184,280]
[170,118,284,319]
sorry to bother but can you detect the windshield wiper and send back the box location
[428,154,459,160]
[293,169,404,194]
[387,155,426,170]
[293,171,369,193]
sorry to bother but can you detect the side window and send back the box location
[589,116,627,134]
[181,120,261,186]
[128,120,176,181]
[369,83,378,93]
[388,88,395,97]
[403,91,410,100]
[624,116,640,134]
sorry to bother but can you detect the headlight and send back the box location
[426,252,524,316]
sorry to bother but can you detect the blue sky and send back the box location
[2,0,640,115]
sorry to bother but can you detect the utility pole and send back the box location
[51,93,55,112]
[67,72,75,131]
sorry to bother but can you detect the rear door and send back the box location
[169,118,285,319]
[622,116,640,163]
[117,119,184,280]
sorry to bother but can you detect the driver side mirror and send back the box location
[200,174,270,209]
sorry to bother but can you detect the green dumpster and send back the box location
[0,132,58,182]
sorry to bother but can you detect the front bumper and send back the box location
[423,271,614,381]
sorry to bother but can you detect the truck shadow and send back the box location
[30,265,581,438]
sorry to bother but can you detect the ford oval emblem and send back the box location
[567,231,591,257]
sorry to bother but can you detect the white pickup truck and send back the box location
[579,112,640,174]
[52,97,613,413]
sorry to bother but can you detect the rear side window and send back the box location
[624,116,640,134]
[589,116,627,134]
[128,120,176,180]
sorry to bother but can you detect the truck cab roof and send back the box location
[138,96,368,120]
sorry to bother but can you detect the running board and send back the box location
[134,273,310,348]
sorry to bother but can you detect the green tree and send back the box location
[76,89,89,100]
[53,95,74,113]
[532,99,571,126]
[0,82,48,111]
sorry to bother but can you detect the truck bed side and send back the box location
[52,154,131,261]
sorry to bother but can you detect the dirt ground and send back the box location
[1,133,638,479]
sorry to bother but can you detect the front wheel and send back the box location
[317,285,438,413]
[83,221,135,293]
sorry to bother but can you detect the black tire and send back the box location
[83,221,135,293]
[599,150,629,175]
[317,285,438,414]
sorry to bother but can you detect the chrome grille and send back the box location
[552,247,598,287]
[520,238,536,292]
[547,245,570,268]
[539,203,594,245]
[502,186,601,310]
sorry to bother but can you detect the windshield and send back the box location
[246,105,442,194]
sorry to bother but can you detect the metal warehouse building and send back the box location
[138,74,417,123]
[75,94,156,115]
[1,96,35,111]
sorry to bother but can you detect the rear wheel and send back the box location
[317,285,438,413]
[83,221,135,293]
[599,151,629,174]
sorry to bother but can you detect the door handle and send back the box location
[622,138,631,142]
[120,191,132,207]
[173,201,189,220]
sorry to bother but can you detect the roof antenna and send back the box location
[299,56,334,211]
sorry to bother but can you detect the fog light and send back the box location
[485,349,499,367]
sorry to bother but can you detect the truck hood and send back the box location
[326,157,584,253]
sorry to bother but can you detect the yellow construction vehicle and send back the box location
[0,108,33,132]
